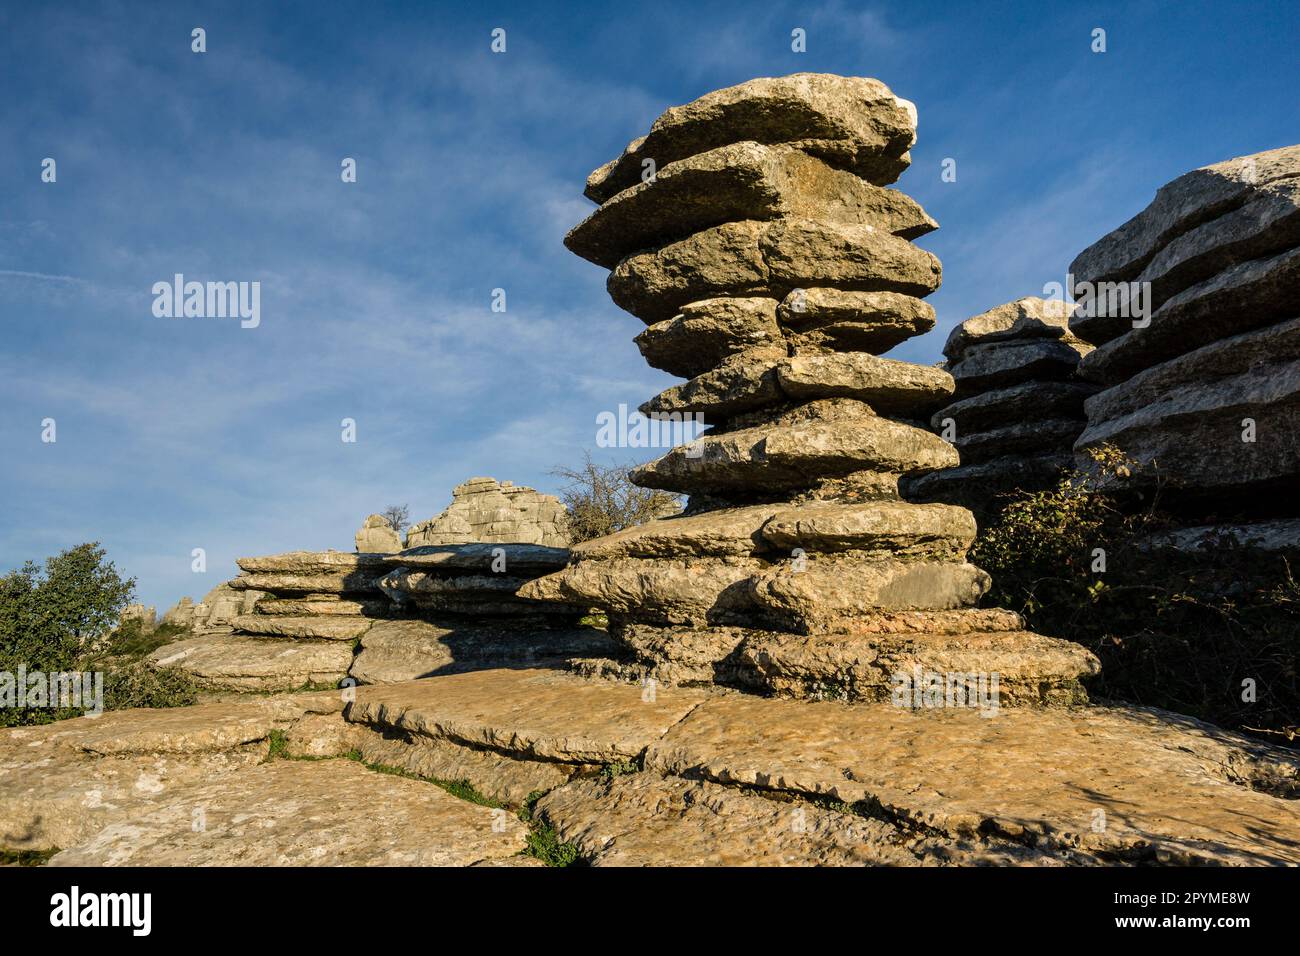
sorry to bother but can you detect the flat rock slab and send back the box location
[1076,318,1300,501]
[568,141,934,268]
[0,696,340,851]
[349,619,615,684]
[228,571,384,594]
[47,759,528,866]
[955,419,1083,464]
[647,696,1300,864]
[537,771,1053,866]
[949,338,1090,396]
[1070,145,1300,287]
[383,543,571,575]
[347,668,708,764]
[635,297,785,378]
[1078,246,1300,384]
[148,634,354,691]
[738,628,1098,705]
[609,218,941,324]
[931,381,1097,435]
[902,453,1073,517]
[235,551,390,574]
[778,288,936,355]
[632,399,957,495]
[585,73,916,202]
[230,614,373,641]
[749,557,991,631]
[641,350,954,423]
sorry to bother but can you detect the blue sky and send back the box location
[1,0,1296,611]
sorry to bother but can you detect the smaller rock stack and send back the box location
[906,297,1096,519]
[353,543,610,684]
[161,583,264,634]
[525,73,1099,705]
[150,478,609,691]
[152,552,390,691]
[1070,145,1300,549]
[407,477,569,548]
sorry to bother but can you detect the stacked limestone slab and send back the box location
[1071,145,1300,534]
[525,74,1098,705]
[151,552,391,691]
[905,297,1097,518]
[354,543,611,684]
[407,477,569,548]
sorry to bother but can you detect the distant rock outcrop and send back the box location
[406,477,569,548]
[354,514,403,553]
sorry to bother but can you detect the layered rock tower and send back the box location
[1070,145,1300,541]
[526,74,1098,704]
[906,297,1097,519]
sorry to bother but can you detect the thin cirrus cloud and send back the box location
[1,0,1296,611]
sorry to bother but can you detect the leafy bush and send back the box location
[0,542,135,676]
[551,452,681,543]
[0,543,201,725]
[101,662,200,711]
[973,447,1300,743]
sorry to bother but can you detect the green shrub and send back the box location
[0,542,135,676]
[102,662,200,711]
[973,448,1300,742]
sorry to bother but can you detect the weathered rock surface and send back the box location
[0,695,342,851]
[950,338,1090,396]
[777,288,936,354]
[738,628,1098,705]
[354,727,582,807]
[227,614,373,641]
[355,514,403,553]
[47,760,528,866]
[148,634,353,691]
[931,381,1096,435]
[348,669,707,765]
[632,400,957,495]
[406,477,569,549]
[635,297,785,378]
[903,453,1073,514]
[646,694,1300,864]
[641,350,953,422]
[942,296,1077,360]
[1075,317,1300,503]
[537,771,1051,866]
[585,73,917,203]
[1077,245,1300,385]
[568,141,935,268]
[609,218,941,323]
[348,618,615,684]
[749,557,991,632]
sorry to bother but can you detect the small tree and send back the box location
[551,453,681,544]
[380,504,410,534]
[0,542,135,677]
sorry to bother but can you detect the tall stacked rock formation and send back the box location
[906,297,1097,519]
[525,74,1098,704]
[1070,145,1300,564]
[407,477,569,548]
